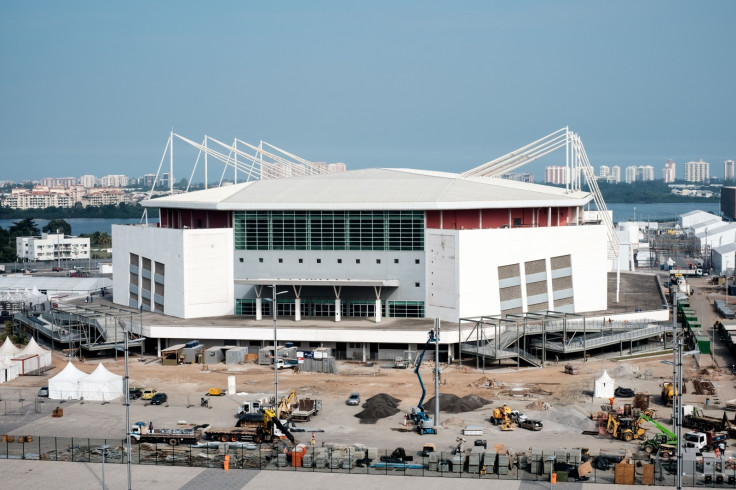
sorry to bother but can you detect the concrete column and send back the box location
[156,337,161,358]
[375,299,382,323]
[362,343,367,362]
[256,298,262,321]
[295,298,301,322]
[335,299,341,322]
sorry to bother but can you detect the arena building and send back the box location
[111,167,610,359]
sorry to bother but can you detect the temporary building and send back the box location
[0,357,20,383]
[16,337,52,370]
[0,337,21,359]
[48,361,87,400]
[78,363,123,401]
[593,370,615,399]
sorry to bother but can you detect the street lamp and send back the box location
[99,444,110,490]
[268,285,288,411]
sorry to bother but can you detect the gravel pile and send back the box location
[422,393,491,413]
[354,393,401,424]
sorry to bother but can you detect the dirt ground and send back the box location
[4,273,736,457]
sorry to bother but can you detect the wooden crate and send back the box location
[614,462,635,485]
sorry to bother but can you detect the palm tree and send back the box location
[98,232,112,248]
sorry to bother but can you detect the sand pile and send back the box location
[355,393,401,424]
[422,393,491,413]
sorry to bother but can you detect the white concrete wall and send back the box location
[713,248,736,276]
[112,225,234,319]
[426,225,608,322]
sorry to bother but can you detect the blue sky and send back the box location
[1,1,734,183]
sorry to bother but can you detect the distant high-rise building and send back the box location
[100,174,129,187]
[685,159,710,182]
[80,174,97,188]
[663,159,676,183]
[599,166,610,179]
[544,166,568,185]
[725,160,735,181]
[609,166,621,183]
[40,177,78,188]
[327,162,347,173]
[501,172,535,183]
[638,166,655,182]
[625,166,638,184]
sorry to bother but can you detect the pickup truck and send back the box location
[275,359,298,369]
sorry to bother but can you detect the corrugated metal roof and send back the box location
[142,168,591,211]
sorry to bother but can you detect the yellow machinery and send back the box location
[491,404,516,429]
[277,390,299,419]
[661,383,676,407]
[606,413,647,442]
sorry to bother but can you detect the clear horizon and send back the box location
[1,1,734,182]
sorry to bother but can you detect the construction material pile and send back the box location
[355,394,401,424]
[422,393,491,413]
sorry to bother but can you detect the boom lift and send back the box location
[411,330,438,435]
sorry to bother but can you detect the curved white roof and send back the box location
[143,168,592,211]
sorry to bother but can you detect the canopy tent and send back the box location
[16,337,52,370]
[78,363,123,401]
[0,357,20,383]
[48,361,87,400]
[593,370,615,399]
[0,337,21,358]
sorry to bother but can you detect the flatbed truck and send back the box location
[290,399,322,422]
[130,425,202,446]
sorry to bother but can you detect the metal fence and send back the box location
[1,436,735,486]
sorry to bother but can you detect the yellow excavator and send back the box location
[606,413,646,442]
[277,389,299,419]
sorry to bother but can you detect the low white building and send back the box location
[680,210,721,229]
[16,233,90,262]
[712,243,736,276]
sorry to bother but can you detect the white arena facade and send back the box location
[112,168,609,360]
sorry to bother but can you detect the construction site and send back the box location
[2,270,736,487]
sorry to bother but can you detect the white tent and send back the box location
[0,337,21,358]
[48,361,87,400]
[593,370,615,399]
[78,363,123,401]
[0,357,20,383]
[17,337,52,370]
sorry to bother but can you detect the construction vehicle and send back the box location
[683,408,733,433]
[394,357,409,369]
[290,398,322,422]
[276,390,299,419]
[129,424,203,446]
[274,358,298,369]
[232,408,296,444]
[684,431,727,452]
[491,404,518,430]
[639,413,677,453]
[410,330,437,435]
[661,383,676,407]
[605,413,646,442]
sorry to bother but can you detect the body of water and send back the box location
[604,202,720,223]
[0,217,159,235]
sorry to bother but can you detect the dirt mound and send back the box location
[422,393,491,413]
[355,393,401,424]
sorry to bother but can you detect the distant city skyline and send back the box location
[1,2,734,182]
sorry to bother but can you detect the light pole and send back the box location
[270,285,288,410]
[100,444,110,490]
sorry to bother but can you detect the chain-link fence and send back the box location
[1,435,735,486]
